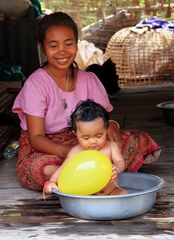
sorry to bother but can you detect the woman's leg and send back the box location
[43,164,59,180]
[121,130,161,172]
[17,129,77,191]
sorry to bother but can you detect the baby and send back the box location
[43,99,127,196]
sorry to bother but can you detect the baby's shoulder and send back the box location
[108,140,119,149]
[68,144,82,157]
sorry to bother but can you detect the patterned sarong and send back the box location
[16,129,161,191]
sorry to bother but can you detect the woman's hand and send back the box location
[107,120,122,146]
[59,144,72,159]
[26,114,74,158]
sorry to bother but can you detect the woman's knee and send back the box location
[43,164,58,180]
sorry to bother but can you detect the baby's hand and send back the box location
[111,165,119,183]
[45,181,58,193]
[42,181,58,200]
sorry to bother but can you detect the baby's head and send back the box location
[70,99,110,150]
[71,99,110,131]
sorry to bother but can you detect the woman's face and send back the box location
[43,25,77,70]
[76,118,107,151]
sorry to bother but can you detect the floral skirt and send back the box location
[16,129,161,191]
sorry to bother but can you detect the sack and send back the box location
[0,55,26,82]
[30,0,42,17]
[86,58,120,94]
[0,0,31,18]
[75,40,104,70]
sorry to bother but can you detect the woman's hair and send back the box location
[70,99,110,132]
[38,11,78,45]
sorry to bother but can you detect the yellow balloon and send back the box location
[58,150,112,195]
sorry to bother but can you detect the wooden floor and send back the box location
[0,84,174,240]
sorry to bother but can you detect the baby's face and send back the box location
[76,117,107,151]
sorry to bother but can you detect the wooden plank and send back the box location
[0,85,174,239]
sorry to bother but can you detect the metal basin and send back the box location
[53,172,165,220]
[157,101,174,126]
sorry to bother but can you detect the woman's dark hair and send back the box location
[38,11,78,45]
[70,99,110,132]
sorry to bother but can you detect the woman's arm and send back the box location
[26,114,71,159]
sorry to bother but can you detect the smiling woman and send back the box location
[12,12,114,191]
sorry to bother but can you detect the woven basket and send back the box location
[82,14,139,51]
[105,27,174,87]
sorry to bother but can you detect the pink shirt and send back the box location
[12,68,113,134]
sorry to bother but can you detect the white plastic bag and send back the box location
[75,40,104,69]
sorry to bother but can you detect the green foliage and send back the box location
[41,0,174,28]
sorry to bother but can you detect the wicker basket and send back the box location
[82,14,139,51]
[105,27,174,87]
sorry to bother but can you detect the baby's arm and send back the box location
[110,141,125,174]
[95,142,127,196]
[43,158,69,195]
[43,144,81,194]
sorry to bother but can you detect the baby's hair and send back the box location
[70,99,110,132]
[38,11,78,45]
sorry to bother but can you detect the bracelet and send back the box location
[42,180,57,201]
[112,164,121,174]
[115,166,121,173]
[109,120,120,129]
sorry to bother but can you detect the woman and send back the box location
[12,12,161,191]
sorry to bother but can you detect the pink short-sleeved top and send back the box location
[12,68,113,134]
